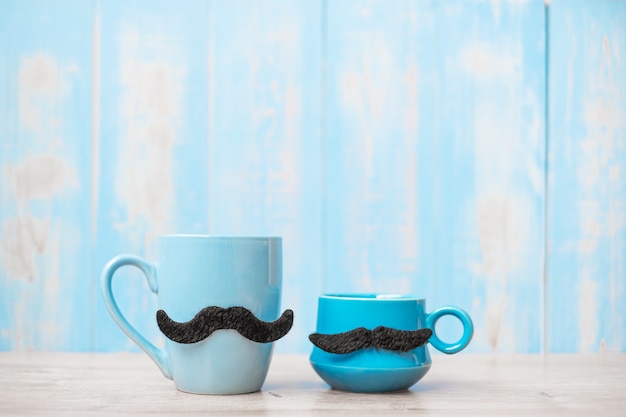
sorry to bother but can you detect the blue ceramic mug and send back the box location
[101,235,284,394]
[309,294,473,393]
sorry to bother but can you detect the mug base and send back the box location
[175,386,261,395]
[310,361,431,393]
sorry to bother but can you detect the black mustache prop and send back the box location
[156,306,294,344]
[309,326,432,354]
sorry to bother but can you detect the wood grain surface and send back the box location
[0,353,625,416]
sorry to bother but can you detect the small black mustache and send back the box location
[309,327,432,354]
[157,306,293,344]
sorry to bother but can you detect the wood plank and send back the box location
[0,353,624,416]
[547,0,626,352]
[324,0,434,304]
[325,0,546,353]
[93,0,211,351]
[428,0,546,353]
[206,0,322,353]
[0,0,94,350]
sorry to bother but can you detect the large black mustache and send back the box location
[309,327,432,354]
[156,306,293,344]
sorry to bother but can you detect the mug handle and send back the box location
[425,306,474,354]
[100,254,172,379]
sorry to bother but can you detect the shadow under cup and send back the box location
[309,294,474,393]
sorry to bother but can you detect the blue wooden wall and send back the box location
[547,0,626,352]
[0,0,624,354]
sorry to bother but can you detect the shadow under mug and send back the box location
[309,294,474,393]
[100,235,282,394]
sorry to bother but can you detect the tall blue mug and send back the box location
[309,294,474,393]
[100,235,283,394]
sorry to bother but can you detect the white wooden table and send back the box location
[0,353,624,416]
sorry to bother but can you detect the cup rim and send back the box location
[320,293,424,301]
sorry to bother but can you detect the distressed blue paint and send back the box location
[430,0,546,353]
[207,0,322,353]
[93,0,211,351]
[0,0,94,350]
[547,0,626,353]
[324,0,428,300]
[0,0,624,354]
[323,0,464,346]
[325,0,546,353]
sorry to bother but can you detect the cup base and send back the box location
[310,361,431,393]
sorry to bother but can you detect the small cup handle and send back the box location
[425,306,474,354]
[100,254,172,379]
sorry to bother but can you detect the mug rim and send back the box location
[320,293,424,301]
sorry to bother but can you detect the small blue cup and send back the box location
[101,235,282,394]
[309,294,473,393]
